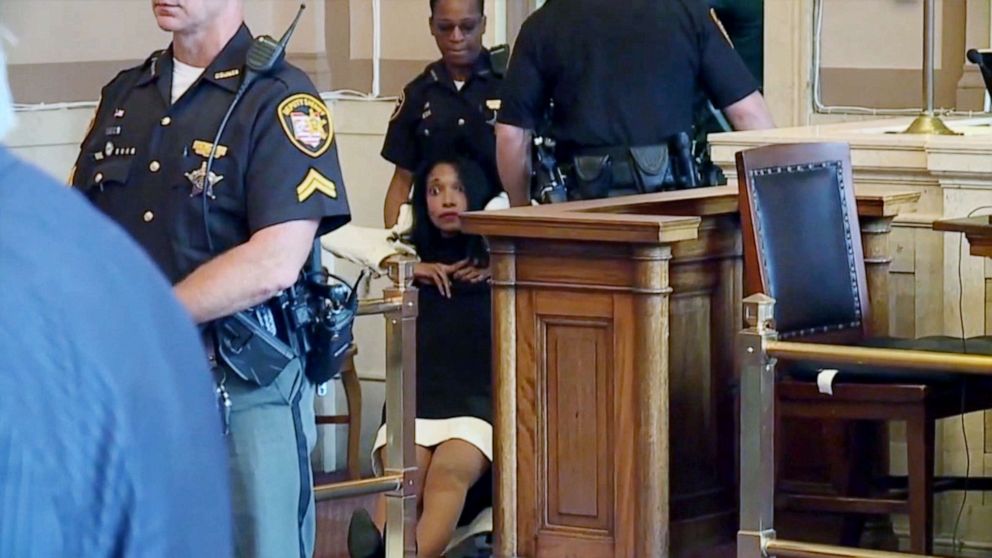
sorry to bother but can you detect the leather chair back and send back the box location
[736,142,870,341]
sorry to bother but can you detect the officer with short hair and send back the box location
[381,0,505,227]
[496,0,775,205]
[70,1,350,556]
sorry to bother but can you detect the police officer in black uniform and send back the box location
[496,0,775,205]
[70,1,349,556]
[381,0,504,227]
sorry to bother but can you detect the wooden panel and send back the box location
[545,320,613,531]
[667,224,741,541]
[535,290,613,319]
[519,289,624,556]
[491,241,519,558]
[613,293,638,558]
[535,532,615,558]
[516,252,635,292]
[515,288,539,558]
[669,293,714,497]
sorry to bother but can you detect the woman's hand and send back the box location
[452,263,491,284]
[413,260,470,298]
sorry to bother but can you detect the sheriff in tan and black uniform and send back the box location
[71,23,349,558]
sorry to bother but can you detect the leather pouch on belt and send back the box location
[217,311,298,387]
[629,145,670,194]
[572,154,613,200]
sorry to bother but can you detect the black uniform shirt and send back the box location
[498,0,759,151]
[382,49,502,190]
[72,25,350,284]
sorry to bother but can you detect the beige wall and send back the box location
[1,0,511,103]
[820,0,943,71]
[765,0,989,128]
[817,0,966,110]
[1,0,329,102]
[0,1,325,65]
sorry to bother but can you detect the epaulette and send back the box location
[143,49,168,76]
[102,49,164,90]
[489,44,510,77]
[414,64,440,88]
[143,49,167,66]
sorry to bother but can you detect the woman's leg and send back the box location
[417,439,490,558]
[373,444,434,532]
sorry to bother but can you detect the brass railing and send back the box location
[312,257,419,557]
[765,341,992,376]
[764,540,938,558]
[737,293,992,558]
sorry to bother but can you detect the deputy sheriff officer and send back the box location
[381,0,504,227]
[496,0,776,205]
[70,1,349,557]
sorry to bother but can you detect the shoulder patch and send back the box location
[277,93,334,158]
[296,168,337,202]
[390,90,406,122]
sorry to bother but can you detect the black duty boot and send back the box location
[347,508,385,558]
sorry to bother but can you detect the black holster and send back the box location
[563,132,703,201]
[570,144,671,199]
[303,273,358,385]
[216,311,299,387]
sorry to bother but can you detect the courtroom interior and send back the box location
[3,1,992,558]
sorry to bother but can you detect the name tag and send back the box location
[192,140,228,159]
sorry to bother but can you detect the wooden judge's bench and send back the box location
[461,185,919,558]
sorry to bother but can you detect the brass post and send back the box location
[738,294,778,558]
[382,256,418,557]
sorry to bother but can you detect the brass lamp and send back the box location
[903,0,960,135]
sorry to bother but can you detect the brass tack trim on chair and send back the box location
[747,160,864,331]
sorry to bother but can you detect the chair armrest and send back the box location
[766,340,992,376]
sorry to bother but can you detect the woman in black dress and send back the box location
[349,154,495,558]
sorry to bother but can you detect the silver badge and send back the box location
[185,161,223,199]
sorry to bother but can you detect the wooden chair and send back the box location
[314,343,363,480]
[736,142,992,554]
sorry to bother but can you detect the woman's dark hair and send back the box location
[410,153,493,266]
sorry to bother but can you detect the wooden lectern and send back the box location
[461,185,918,558]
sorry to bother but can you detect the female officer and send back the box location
[381,0,505,227]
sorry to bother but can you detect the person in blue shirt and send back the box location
[0,43,232,557]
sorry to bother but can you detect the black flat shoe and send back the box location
[347,508,385,558]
